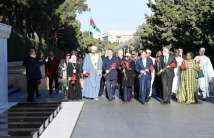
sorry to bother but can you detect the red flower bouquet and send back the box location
[83,71,90,78]
[122,60,129,70]
[168,62,177,68]
[69,74,77,85]
[180,63,187,70]
[149,65,155,73]
[195,60,200,64]
[111,63,117,69]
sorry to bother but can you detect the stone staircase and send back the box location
[8,84,20,96]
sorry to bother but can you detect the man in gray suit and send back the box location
[159,48,177,104]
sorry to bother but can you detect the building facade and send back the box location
[102,31,134,44]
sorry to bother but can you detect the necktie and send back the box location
[164,56,168,64]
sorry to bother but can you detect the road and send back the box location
[71,98,214,138]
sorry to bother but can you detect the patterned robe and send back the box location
[177,60,199,104]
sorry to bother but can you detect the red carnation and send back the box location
[181,63,187,70]
[70,74,77,81]
[169,62,177,68]
[83,71,90,77]
[149,65,155,73]
[195,60,200,64]
[111,63,117,69]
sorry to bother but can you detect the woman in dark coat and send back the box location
[154,51,163,98]
[121,53,136,102]
[67,55,82,100]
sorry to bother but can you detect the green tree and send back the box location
[136,0,214,58]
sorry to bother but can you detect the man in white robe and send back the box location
[172,49,183,95]
[195,48,214,100]
[82,46,103,100]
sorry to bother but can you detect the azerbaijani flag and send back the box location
[90,18,101,33]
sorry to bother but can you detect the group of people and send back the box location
[23,46,214,104]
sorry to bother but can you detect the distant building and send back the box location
[102,31,134,44]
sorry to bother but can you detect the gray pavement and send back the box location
[71,98,214,138]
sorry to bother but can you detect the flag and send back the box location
[90,18,101,32]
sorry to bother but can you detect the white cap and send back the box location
[125,53,131,57]
[146,49,152,54]
[90,45,98,51]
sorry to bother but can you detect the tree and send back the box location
[0,0,89,60]
[136,0,214,58]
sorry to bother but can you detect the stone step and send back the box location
[8,87,20,96]
[8,84,13,89]
[0,102,62,138]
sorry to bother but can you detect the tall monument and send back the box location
[0,23,12,107]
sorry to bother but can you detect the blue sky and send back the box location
[77,0,151,35]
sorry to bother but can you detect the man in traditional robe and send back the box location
[82,46,103,100]
[159,48,177,104]
[103,49,119,101]
[172,49,183,98]
[194,48,214,100]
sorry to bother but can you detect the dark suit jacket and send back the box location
[23,56,42,80]
[135,58,153,79]
[103,56,119,81]
[159,55,176,78]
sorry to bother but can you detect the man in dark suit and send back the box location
[103,49,119,101]
[23,49,42,102]
[159,48,177,104]
[135,50,154,104]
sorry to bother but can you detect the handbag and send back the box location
[197,70,204,79]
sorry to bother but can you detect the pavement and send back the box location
[71,97,214,138]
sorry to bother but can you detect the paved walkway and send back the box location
[71,98,214,138]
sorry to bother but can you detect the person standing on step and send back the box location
[45,51,60,94]
[23,49,42,102]
[159,48,177,104]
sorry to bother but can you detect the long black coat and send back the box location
[23,56,42,80]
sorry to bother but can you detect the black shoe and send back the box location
[27,99,34,102]
[36,94,41,98]
[202,98,207,101]
[145,98,150,103]
[161,101,168,104]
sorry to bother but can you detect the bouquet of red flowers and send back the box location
[83,71,90,78]
[122,60,129,70]
[168,62,177,68]
[180,63,187,70]
[69,74,77,85]
[111,63,117,69]
[195,60,200,64]
[149,65,155,73]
